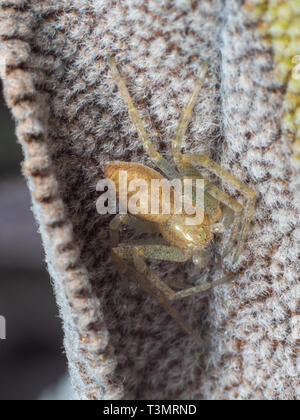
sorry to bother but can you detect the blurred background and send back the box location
[0,84,68,400]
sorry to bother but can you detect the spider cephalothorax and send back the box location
[104,57,256,344]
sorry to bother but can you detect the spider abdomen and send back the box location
[104,161,177,223]
[104,161,213,252]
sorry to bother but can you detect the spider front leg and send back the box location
[183,154,257,262]
[172,62,208,170]
[169,65,242,253]
[108,57,179,179]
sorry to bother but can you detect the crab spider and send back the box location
[104,57,256,345]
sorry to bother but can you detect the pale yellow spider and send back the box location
[104,57,256,344]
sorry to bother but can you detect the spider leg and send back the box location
[110,214,159,247]
[205,181,243,258]
[112,244,201,346]
[178,160,243,258]
[173,274,235,300]
[108,57,179,179]
[183,154,257,262]
[171,63,208,173]
[132,245,235,299]
[132,244,189,300]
